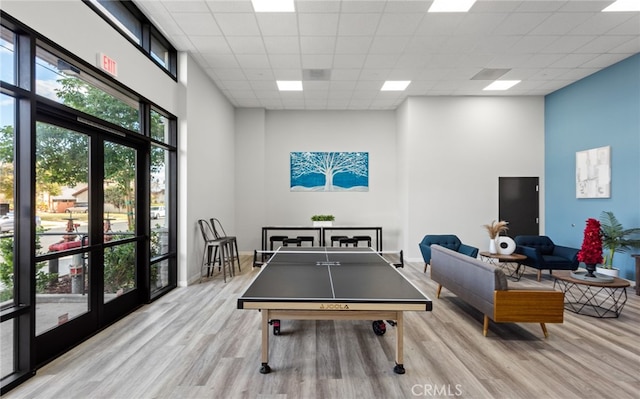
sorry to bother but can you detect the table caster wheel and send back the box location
[260,363,271,374]
[372,320,386,335]
[394,363,405,374]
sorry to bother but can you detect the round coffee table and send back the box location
[479,251,527,281]
[553,270,630,318]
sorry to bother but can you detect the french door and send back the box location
[33,115,148,364]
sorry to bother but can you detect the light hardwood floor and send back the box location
[5,256,639,399]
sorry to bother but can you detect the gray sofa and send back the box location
[430,245,564,337]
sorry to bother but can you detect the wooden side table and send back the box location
[633,254,640,296]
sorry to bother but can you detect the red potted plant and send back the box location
[577,218,603,277]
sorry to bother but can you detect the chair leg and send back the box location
[233,240,241,272]
[423,263,428,273]
[483,315,489,337]
[537,270,542,281]
[436,284,442,299]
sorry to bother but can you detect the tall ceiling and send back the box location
[134,0,640,110]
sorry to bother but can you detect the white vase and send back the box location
[596,266,619,278]
[497,236,516,255]
[313,221,332,227]
[489,238,497,254]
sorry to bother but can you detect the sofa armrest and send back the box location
[458,243,479,258]
[552,245,579,263]
[493,290,564,323]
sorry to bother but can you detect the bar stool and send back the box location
[331,235,348,247]
[353,235,372,247]
[197,219,233,283]
[297,236,315,246]
[270,235,288,250]
[339,237,358,247]
[210,217,240,274]
[282,237,302,247]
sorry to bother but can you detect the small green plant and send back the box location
[599,211,640,269]
[311,214,335,222]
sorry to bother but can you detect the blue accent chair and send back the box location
[514,235,579,281]
[419,235,479,273]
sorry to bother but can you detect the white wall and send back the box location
[180,53,236,285]
[235,108,266,253]
[234,110,400,251]
[400,96,545,261]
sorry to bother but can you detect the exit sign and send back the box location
[98,53,118,77]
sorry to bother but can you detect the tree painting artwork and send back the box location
[290,152,369,192]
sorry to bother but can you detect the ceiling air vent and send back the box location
[471,68,511,80]
[303,68,331,81]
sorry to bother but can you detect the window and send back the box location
[0,26,15,85]
[35,46,141,133]
[1,14,178,393]
[84,0,177,78]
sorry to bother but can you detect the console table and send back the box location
[261,226,382,251]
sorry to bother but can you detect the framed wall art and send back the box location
[290,152,369,192]
[576,145,610,198]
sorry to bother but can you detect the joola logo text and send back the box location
[319,303,349,310]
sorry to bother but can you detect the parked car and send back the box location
[150,206,166,219]
[65,202,89,213]
[0,212,42,232]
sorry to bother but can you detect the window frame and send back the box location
[83,0,177,80]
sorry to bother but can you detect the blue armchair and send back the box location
[419,235,479,273]
[514,235,579,281]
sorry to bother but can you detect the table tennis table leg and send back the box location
[260,310,271,374]
[394,311,405,374]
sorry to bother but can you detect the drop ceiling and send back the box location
[134,0,640,110]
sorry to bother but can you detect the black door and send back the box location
[499,177,539,238]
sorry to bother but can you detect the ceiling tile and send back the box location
[263,36,300,54]
[256,13,299,36]
[226,36,266,54]
[268,54,301,69]
[300,36,336,54]
[375,13,423,36]
[190,36,232,53]
[337,13,382,36]
[214,13,260,36]
[298,13,340,36]
[171,13,222,35]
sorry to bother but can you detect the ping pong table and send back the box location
[237,247,432,374]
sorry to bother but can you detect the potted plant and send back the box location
[482,220,508,254]
[597,211,640,277]
[577,218,603,278]
[311,214,335,227]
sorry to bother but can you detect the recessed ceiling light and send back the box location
[252,0,295,13]
[277,81,303,91]
[428,0,477,13]
[602,0,640,12]
[381,81,411,91]
[483,80,521,91]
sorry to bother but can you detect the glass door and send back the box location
[33,120,146,364]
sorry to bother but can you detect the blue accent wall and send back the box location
[545,53,640,279]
